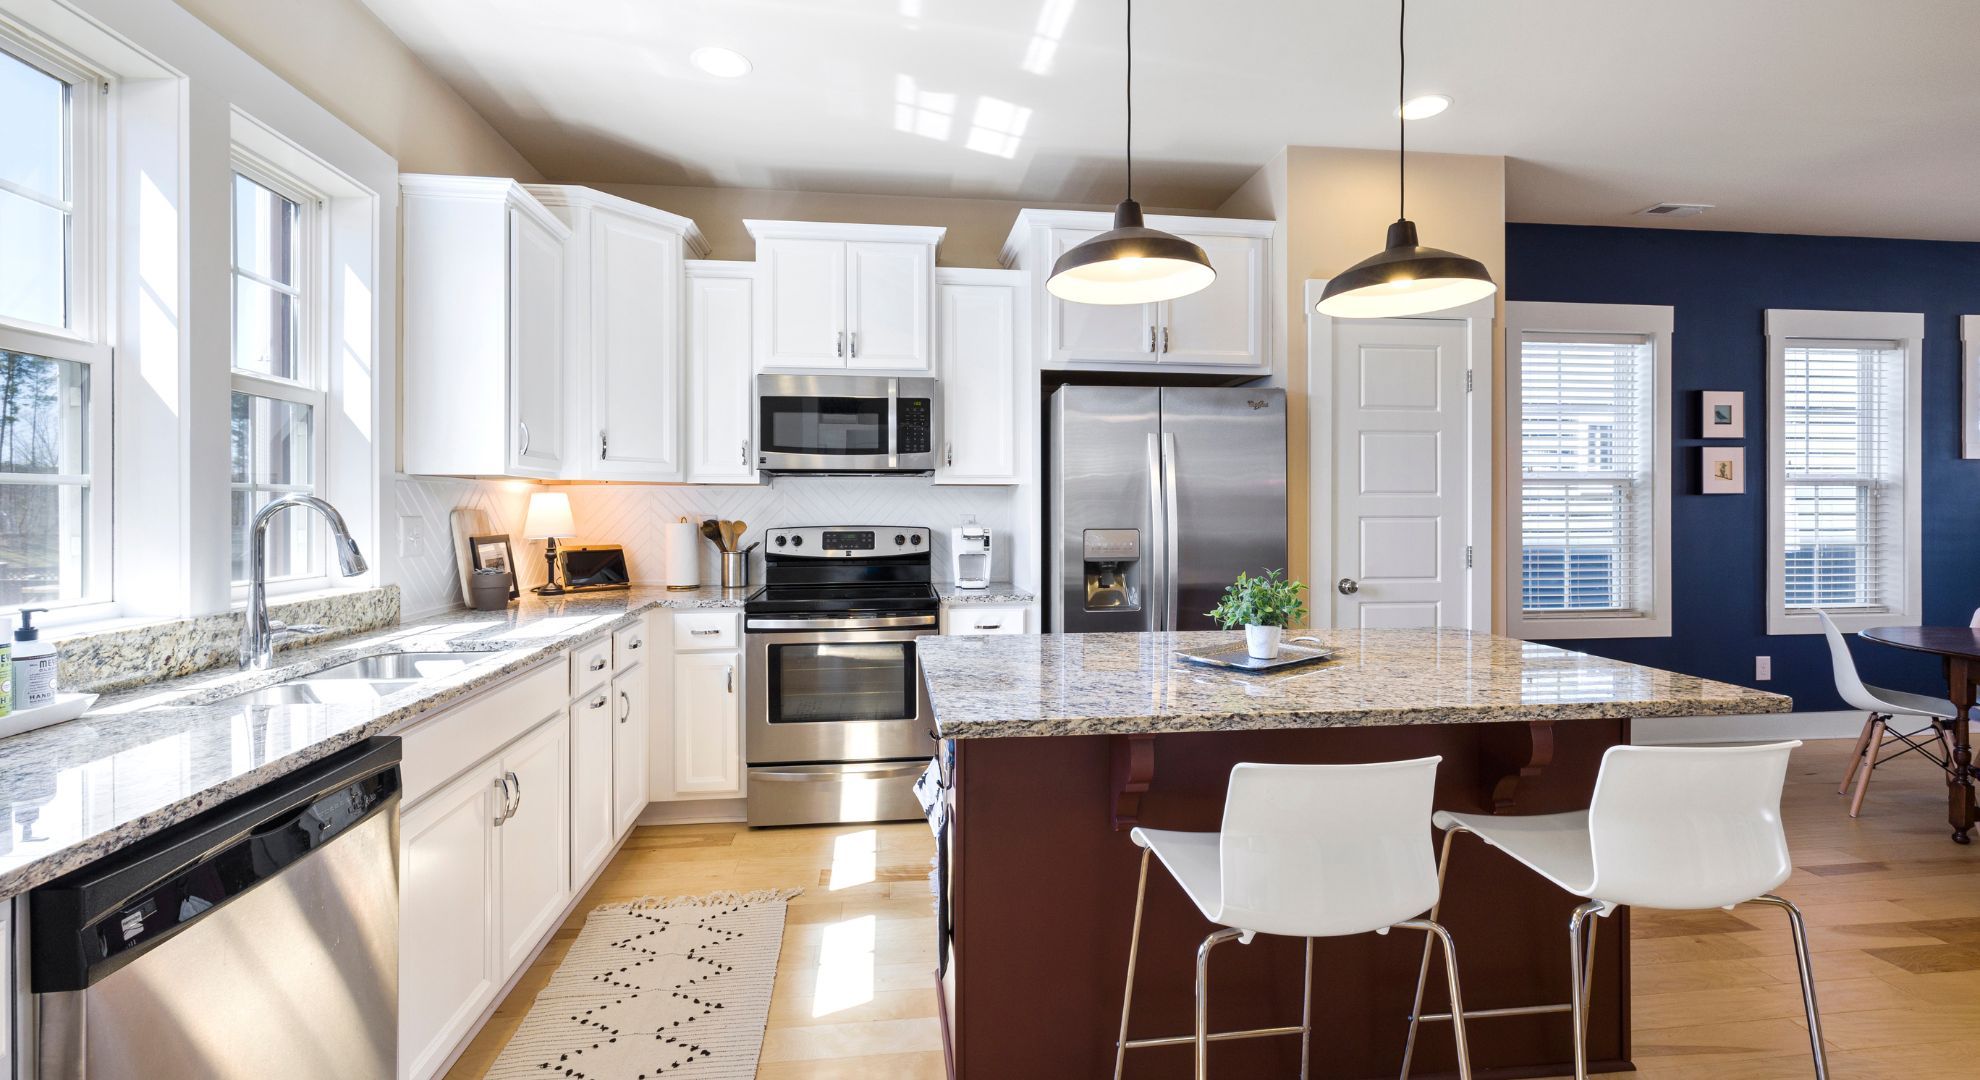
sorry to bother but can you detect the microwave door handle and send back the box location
[1146,432,1166,632]
[888,378,899,470]
[1162,431,1181,632]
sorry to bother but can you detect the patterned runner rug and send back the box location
[485,889,800,1079]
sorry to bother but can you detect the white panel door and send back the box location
[399,762,501,1080]
[496,715,571,975]
[760,237,846,368]
[845,241,933,371]
[686,268,758,483]
[612,661,651,833]
[1159,233,1268,369]
[508,207,566,476]
[591,213,683,479]
[569,689,616,886]
[673,650,742,796]
[935,280,1019,484]
[1332,319,1471,628]
[1046,229,1158,365]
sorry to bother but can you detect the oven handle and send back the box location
[750,763,929,782]
[746,614,939,631]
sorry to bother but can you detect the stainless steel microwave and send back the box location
[755,374,940,474]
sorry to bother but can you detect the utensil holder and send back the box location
[720,551,749,589]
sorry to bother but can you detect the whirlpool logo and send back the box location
[1246,399,1270,410]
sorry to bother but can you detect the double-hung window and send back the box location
[1504,303,1673,639]
[1766,310,1921,634]
[229,159,325,588]
[0,29,110,614]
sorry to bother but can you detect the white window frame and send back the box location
[228,149,329,594]
[1503,302,1673,640]
[0,23,113,618]
[1765,309,1922,635]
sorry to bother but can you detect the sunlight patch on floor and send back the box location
[809,914,877,1017]
[828,828,878,891]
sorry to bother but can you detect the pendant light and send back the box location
[1316,0,1496,319]
[1046,0,1214,306]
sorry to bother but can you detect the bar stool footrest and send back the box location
[1122,1024,1306,1050]
[1414,1002,1572,1023]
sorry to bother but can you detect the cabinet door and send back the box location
[686,270,758,483]
[845,241,933,371]
[613,661,651,833]
[1157,233,1269,370]
[497,715,572,976]
[935,282,1019,484]
[1045,229,1159,366]
[591,213,683,479]
[673,650,742,796]
[760,237,846,369]
[569,688,616,887]
[509,206,566,476]
[399,763,502,1080]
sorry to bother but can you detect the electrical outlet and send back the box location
[398,515,428,559]
[1755,655,1772,681]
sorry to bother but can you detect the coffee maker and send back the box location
[950,520,991,590]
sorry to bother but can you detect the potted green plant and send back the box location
[1207,569,1308,659]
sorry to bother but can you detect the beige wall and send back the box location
[1222,147,1507,617]
[173,0,540,178]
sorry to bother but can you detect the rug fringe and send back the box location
[595,887,803,913]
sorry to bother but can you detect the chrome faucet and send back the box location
[240,494,369,670]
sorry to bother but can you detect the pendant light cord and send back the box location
[1397,0,1406,221]
[1125,0,1133,201]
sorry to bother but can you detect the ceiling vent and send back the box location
[1638,202,1714,218]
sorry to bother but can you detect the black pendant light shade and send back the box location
[1315,219,1496,318]
[1046,197,1215,305]
[1044,0,1215,306]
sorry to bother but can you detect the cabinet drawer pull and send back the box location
[726,665,735,694]
[836,331,845,358]
[619,690,631,723]
[492,776,511,826]
[589,656,608,671]
[976,621,1002,630]
[849,331,858,358]
[507,770,522,818]
[691,628,721,636]
[589,694,608,710]
[626,638,643,651]
[1162,326,1170,352]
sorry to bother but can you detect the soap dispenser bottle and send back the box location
[12,608,54,709]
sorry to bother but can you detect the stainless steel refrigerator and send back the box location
[1049,385,1288,633]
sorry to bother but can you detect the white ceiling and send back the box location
[358,0,1980,240]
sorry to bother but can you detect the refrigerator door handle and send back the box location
[1161,431,1181,631]
[1146,432,1167,631]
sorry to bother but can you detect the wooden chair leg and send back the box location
[1938,722,1956,765]
[1848,717,1886,819]
[1838,714,1877,795]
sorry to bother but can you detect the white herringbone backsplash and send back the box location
[393,475,1017,617]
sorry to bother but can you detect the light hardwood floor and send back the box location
[444,738,1980,1079]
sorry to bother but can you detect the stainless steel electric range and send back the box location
[743,526,938,827]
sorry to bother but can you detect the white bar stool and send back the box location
[1400,742,1826,1080]
[1819,609,1957,817]
[1114,757,1472,1080]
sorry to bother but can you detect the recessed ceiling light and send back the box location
[690,46,752,79]
[1395,93,1452,120]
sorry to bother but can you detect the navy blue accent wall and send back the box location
[1506,223,1980,712]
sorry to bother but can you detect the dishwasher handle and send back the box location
[29,737,403,993]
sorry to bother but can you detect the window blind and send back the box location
[1518,333,1654,616]
[1780,339,1903,613]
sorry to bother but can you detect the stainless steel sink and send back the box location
[218,679,422,707]
[300,651,486,682]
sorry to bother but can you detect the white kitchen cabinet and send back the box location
[496,716,572,975]
[673,649,742,797]
[399,759,502,1080]
[685,261,759,483]
[941,603,1032,635]
[745,221,943,374]
[934,269,1024,485]
[529,186,708,482]
[1003,208,1274,376]
[612,659,651,833]
[568,683,616,887]
[402,175,573,478]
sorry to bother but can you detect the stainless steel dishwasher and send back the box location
[28,738,401,1079]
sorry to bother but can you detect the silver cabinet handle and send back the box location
[1162,325,1170,352]
[599,430,609,460]
[518,420,531,455]
[945,443,953,467]
[589,656,608,671]
[492,776,511,826]
[619,690,631,723]
[849,331,858,358]
[691,628,721,636]
[726,665,735,694]
[740,440,749,466]
[836,331,844,358]
[977,622,1002,631]
[1337,578,1360,595]
[627,637,643,651]
[507,770,522,818]
[589,693,608,709]
[1147,326,1156,352]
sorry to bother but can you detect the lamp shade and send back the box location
[522,491,576,540]
[1315,219,1497,319]
[1046,199,1215,306]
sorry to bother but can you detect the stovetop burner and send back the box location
[745,582,939,616]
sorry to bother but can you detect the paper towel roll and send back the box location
[664,520,701,589]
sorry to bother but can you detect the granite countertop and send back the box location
[919,628,1791,739]
[0,585,748,899]
[937,582,1035,604]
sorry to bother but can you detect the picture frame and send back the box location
[469,533,521,599]
[1701,447,1745,494]
[1701,390,1744,439]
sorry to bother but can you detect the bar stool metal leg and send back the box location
[1392,918,1473,1080]
[1750,894,1829,1079]
[1114,848,1151,1080]
[1195,927,1244,1079]
[1566,900,1604,1080]
[1300,937,1314,1080]
[1398,828,1459,1079]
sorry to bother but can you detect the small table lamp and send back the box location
[523,491,577,595]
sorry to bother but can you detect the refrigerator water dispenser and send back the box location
[1082,529,1142,611]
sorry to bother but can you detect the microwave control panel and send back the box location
[897,398,932,454]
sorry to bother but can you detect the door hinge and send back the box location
[1464,545,1474,569]
[1464,370,1474,393]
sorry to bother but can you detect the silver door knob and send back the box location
[1337,578,1359,595]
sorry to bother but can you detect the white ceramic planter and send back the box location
[1245,624,1283,660]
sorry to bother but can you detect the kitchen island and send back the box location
[918,628,1790,1079]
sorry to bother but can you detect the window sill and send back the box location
[1508,612,1672,641]
[1770,609,1917,636]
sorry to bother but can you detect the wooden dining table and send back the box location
[1859,625,1980,843]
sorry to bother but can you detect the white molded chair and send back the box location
[1819,609,1956,817]
[1116,757,1471,1080]
[1403,742,1825,1080]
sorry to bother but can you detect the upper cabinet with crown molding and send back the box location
[1001,209,1274,377]
[745,220,944,374]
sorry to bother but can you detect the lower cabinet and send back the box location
[673,650,742,797]
[569,683,617,888]
[496,718,572,974]
[399,759,504,1080]
[613,660,651,832]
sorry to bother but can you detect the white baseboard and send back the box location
[1632,710,1862,745]
[637,797,748,827]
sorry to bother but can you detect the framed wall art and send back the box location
[1701,390,1744,439]
[1701,446,1744,494]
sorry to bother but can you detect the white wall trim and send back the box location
[1961,314,1980,460]
[1632,709,1864,745]
[1305,279,1495,631]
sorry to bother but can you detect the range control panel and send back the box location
[768,525,930,558]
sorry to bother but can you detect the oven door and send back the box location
[745,613,937,764]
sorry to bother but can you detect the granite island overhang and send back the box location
[917,628,1791,1079]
